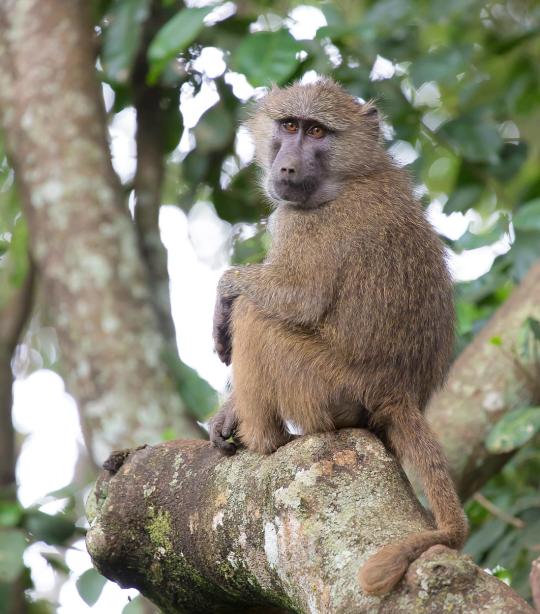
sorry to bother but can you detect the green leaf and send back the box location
[41,552,70,575]
[410,47,467,88]
[463,518,506,559]
[516,317,540,362]
[0,501,23,527]
[481,528,520,577]
[231,231,270,265]
[439,116,502,163]
[0,529,27,582]
[485,407,540,454]
[76,569,107,607]
[0,215,30,297]
[44,483,78,501]
[456,260,513,305]
[24,510,76,545]
[232,30,301,87]
[488,27,540,54]
[213,165,267,224]
[162,94,183,153]
[445,184,483,213]
[122,595,146,614]
[513,198,540,231]
[147,7,213,82]
[526,317,540,340]
[454,217,508,251]
[26,598,55,614]
[163,351,218,421]
[102,0,151,83]
[320,5,347,29]
[491,565,512,585]
[508,229,540,280]
[487,142,528,181]
[193,104,235,154]
[424,155,459,194]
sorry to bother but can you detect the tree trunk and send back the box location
[86,429,532,613]
[0,0,202,463]
[426,260,540,499]
[531,556,540,612]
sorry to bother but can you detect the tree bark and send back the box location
[0,0,202,463]
[426,260,540,499]
[86,429,532,614]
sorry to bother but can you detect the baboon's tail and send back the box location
[358,405,468,596]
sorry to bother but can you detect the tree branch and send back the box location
[0,0,203,463]
[472,493,524,529]
[86,430,532,613]
[132,7,177,346]
[426,260,540,499]
[133,86,176,343]
[0,262,34,488]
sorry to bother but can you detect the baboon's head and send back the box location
[246,78,387,208]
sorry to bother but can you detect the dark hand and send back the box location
[209,401,238,456]
[213,294,234,365]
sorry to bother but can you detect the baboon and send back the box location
[209,78,467,596]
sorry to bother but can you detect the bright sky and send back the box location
[11,5,511,612]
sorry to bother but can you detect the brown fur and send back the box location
[210,78,468,595]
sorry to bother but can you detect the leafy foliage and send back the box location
[101,0,151,83]
[148,7,214,82]
[465,443,540,599]
[486,407,540,453]
[0,486,89,613]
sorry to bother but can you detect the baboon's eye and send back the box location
[307,125,326,139]
[281,120,298,133]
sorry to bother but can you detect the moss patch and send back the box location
[148,507,173,553]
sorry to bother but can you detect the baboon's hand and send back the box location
[213,294,234,365]
[209,404,238,456]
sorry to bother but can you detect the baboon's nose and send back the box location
[280,165,296,175]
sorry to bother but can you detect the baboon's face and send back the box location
[268,117,339,208]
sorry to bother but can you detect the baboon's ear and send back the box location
[359,101,380,136]
[362,104,378,117]
[359,100,379,120]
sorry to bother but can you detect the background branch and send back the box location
[427,260,540,499]
[132,5,178,345]
[0,261,34,489]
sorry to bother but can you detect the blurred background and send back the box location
[1,0,540,611]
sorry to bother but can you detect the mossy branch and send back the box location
[86,429,532,613]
